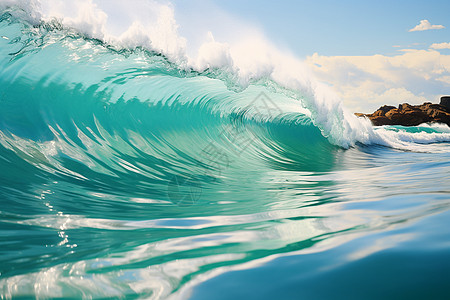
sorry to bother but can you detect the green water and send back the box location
[0,10,450,299]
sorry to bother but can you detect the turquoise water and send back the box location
[1,10,450,299]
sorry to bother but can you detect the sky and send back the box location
[184,0,450,57]
[172,0,450,112]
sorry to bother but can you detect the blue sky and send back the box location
[174,0,450,57]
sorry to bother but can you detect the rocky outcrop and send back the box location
[355,100,450,126]
[441,96,450,110]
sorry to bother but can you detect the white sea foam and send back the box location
[372,124,450,152]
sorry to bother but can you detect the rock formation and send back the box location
[355,97,450,126]
[441,96,450,110]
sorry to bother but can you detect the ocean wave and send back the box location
[0,6,448,201]
[1,3,450,299]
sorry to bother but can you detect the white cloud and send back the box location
[437,76,450,85]
[306,50,450,112]
[409,20,444,32]
[430,42,450,50]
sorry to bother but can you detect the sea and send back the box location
[1,3,450,299]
